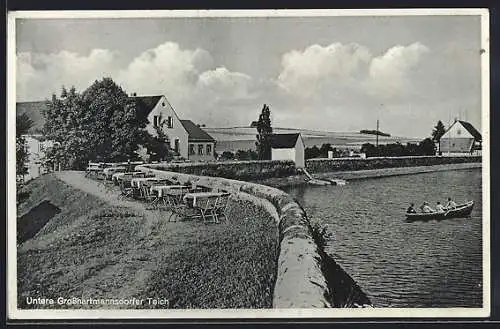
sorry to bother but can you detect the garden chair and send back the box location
[118,180,134,201]
[141,185,159,210]
[213,193,231,223]
[198,196,219,224]
[163,194,193,222]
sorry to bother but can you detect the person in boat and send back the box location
[445,197,457,210]
[421,202,435,213]
[435,201,445,213]
[407,203,417,214]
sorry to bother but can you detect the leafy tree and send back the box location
[432,120,446,154]
[43,78,149,169]
[360,143,378,157]
[235,149,259,160]
[255,104,273,160]
[305,145,321,159]
[432,120,446,141]
[144,116,172,162]
[418,137,437,156]
[16,113,34,183]
[220,151,235,160]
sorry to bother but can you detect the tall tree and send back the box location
[255,104,273,160]
[432,120,446,154]
[432,120,446,141]
[16,113,34,183]
[43,78,149,169]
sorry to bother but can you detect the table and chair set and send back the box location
[85,161,231,224]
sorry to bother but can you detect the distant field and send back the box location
[205,127,421,153]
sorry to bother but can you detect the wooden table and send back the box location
[103,166,127,178]
[183,192,227,207]
[150,185,189,198]
[130,177,163,188]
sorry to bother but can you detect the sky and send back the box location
[15,13,484,138]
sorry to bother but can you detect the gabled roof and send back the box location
[180,120,215,142]
[16,101,49,134]
[270,133,301,149]
[129,95,163,120]
[458,120,482,142]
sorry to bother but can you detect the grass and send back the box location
[139,199,277,309]
[16,173,278,309]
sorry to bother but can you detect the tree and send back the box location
[255,104,273,160]
[16,113,34,183]
[144,115,172,162]
[220,151,235,160]
[432,120,446,154]
[43,78,149,169]
[418,138,437,156]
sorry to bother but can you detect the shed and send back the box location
[270,133,305,168]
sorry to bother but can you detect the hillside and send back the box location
[16,173,278,309]
[204,126,421,153]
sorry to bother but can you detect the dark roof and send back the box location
[180,120,215,142]
[16,101,49,134]
[270,133,301,149]
[130,96,163,120]
[458,120,482,142]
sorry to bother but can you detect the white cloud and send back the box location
[18,40,456,137]
[367,42,430,97]
[117,42,214,100]
[277,43,372,97]
[17,49,118,101]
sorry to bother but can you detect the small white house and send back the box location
[270,133,305,168]
[440,120,482,156]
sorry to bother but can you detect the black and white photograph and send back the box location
[8,9,490,319]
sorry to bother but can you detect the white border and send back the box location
[7,8,491,320]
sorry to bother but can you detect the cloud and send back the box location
[277,43,372,98]
[17,49,118,101]
[367,42,430,97]
[19,39,474,138]
[117,42,214,100]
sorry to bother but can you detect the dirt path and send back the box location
[54,171,176,305]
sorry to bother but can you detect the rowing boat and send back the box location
[405,201,474,221]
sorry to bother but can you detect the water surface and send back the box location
[284,169,483,307]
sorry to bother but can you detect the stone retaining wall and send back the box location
[136,164,333,308]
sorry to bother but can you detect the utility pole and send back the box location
[376,119,379,148]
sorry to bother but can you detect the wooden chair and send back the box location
[213,193,231,223]
[198,196,218,224]
[141,185,159,210]
[163,194,193,222]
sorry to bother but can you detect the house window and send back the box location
[189,144,195,155]
[198,144,204,155]
[206,144,212,155]
[167,116,173,128]
[153,115,160,127]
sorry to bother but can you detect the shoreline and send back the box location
[254,162,482,189]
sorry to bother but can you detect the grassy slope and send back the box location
[16,174,278,309]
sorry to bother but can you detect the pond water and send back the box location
[284,169,483,307]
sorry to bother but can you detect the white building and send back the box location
[270,133,305,168]
[440,120,482,156]
[132,95,216,161]
[22,134,54,181]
